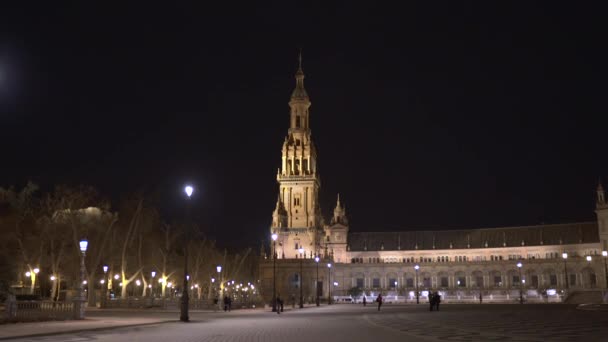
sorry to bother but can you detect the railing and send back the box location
[100,297,263,310]
[3,299,73,322]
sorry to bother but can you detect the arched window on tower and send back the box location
[295,115,301,128]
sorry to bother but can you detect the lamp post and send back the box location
[327,263,332,305]
[102,265,108,306]
[603,251,608,289]
[271,233,278,312]
[586,255,593,287]
[315,255,320,306]
[50,275,57,301]
[298,247,304,308]
[414,264,420,304]
[562,253,569,290]
[151,271,156,297]
[216,265,222,310]
[180,185,194,323]
[74,239,88,320]
[517,262,523,304]
[32,268,39,295]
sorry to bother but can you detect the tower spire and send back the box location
[597,179,606,207]
[298,48,303,73]
[291,50,308,101]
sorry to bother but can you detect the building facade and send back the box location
[260,59,608,304]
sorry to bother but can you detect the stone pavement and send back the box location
[0,316,175,340]
[365,304,608,341]
[0,304,307,341]
[2,304,607,341]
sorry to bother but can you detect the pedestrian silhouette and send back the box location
[376,294,383,311]
[223,296,230,312]
[430,292,441,311]
[276,294,283,314]
[363,296,367,306]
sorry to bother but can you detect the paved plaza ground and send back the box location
[1,304,607,342]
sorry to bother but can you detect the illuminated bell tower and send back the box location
[270,53,323,259]
[596,181,608,251]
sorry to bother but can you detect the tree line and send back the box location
[0,182,260,305]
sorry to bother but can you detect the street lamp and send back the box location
[102,265,108,304]
[586,255,593,287]
[562,253,569,290]
[327,263,332,304]
[298,247,304,308]
[181,185,194,323]
[75,239,88,320]
[414,264,420,304]
[215,266,222,309]
[517,262,523,304]
[33,268,39,293]
[602,251,608,289]
[271,233,278,312]
[151,271,156,297]
[315,255,320,306]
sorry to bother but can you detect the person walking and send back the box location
[276,294,282,314]
[429,292,435,311]
[434,292,441,311]
[376,293,383,311]
[363,295,367,306]
[223,295,229,312]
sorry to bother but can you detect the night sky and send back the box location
[1,2,607,249]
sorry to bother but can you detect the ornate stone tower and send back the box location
[325,194,349,263]
[270,54,323,259]
[595,181,608,251]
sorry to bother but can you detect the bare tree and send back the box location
[118,199,144,298]
[155,223,179,297]
[49,185,116,306]
[1,182,42,294]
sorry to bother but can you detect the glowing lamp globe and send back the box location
[271,233,278,241]
[103,265,108,273]
[603,251,608,257]
[184,185,194,198]
[79,240,88,252]
[517,262,522,268]
[217,265,222,273]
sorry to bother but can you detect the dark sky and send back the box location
[1,2,607,249]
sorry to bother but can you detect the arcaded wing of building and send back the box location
[261,57,608,304]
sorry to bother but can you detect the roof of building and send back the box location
[347,222,598,251]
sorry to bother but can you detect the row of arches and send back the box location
[348,266,601,290]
